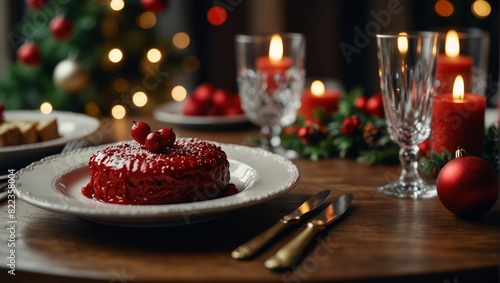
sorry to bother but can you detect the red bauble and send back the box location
[49,15,74,40]
[141,0,169,13]
[436,154,499,217]
[26,0,48,9]
[17,42,41,66]
[354,96,368,113]
[366,93,385,118]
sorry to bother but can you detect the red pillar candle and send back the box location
[430,75,486,157]
[255,34,293,91]
[435,30,473,94]
[297,80,341,119]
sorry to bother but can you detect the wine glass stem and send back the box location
[260,125,281,151]
[398,145,420,183]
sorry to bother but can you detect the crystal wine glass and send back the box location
[376,32,439,198]
[235,33,305,157]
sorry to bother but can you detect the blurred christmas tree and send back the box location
[0,0,178,116]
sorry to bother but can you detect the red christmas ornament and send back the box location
[49,15,74,40]
[141,0,169,13]
[354,96,368,113]
[26,0,48,9]
[17,42,41,66]
[436,149,499,217]
[366,93,385,118]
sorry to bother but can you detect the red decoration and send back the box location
[207,6,228,26]
[145,131,164,153]
[158,128,176,148]
[354,95,368,112]
[141,0,169,13]
[17,42,41,66]
[436,150,499,217]
[341,116,361,135]
[131,121,151,145]
[366,93,385,118]
[182,83,242,117]
[0,102,4,123]
[49,15,74,40]
[26,0,48,9]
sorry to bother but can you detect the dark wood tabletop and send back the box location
[1,116,498,283]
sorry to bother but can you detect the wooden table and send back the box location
[1,116,499,283]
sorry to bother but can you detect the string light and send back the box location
[471,0,491,18]
[132,91,148,107]
[136,12,156,29]
[207,6,227,26]
[113,78,128,92]
[108,48,123,63]
[182,55,200,73]
[172,32,190,49]
[171,85,187,101]
[40,102,53,114]
[435,0,454,17]
[111,104,126,119]
[109,0,125,11]
[85,102,100,117]
[147,48,162,63]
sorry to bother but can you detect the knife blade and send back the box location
[264,194,353,270]
[231,189,331,260]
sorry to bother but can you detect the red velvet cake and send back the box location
[82,138,231,205]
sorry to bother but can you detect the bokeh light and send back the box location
[435,0,454,17]
[108,48,123,63]
[113,77,128,93]
[181,55,201,73]
[136,12,156,29]
[207,6,227,26]
[109,0,124,11]
[171,85,187,101]
[147,48,162,63]
[40,102,53,114]
[85,102,100,117]
[101,18,118,37]
[471,0,491,18]
[172,32,190,49]
[132,91,148,107]
[111,104,126,119]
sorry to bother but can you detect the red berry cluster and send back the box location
[182,83,243,117]
[341,116,361,135]
[131,121,176,153]
[297,119,328,144]
[354,93,385,118]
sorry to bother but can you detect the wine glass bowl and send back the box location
[376,32,439,199]
[235,33,306,157]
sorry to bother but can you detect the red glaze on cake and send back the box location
[82,138,231,205]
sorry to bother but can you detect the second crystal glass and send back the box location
[376,32,439,199]
[235,33,305,156]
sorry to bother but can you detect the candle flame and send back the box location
[311,80,325,96]
[269,34,283,62]
[452,75,464,101]
[397,32,408,54]
[445,30,460,58]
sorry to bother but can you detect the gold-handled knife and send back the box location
[264,194,353,270]
[231,190,331,260]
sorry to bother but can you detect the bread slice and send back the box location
[0,122,21,146]
[36,118,60,142]
[12,120,38,144]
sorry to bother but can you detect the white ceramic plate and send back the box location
[1,111,100,169]
[153,101,249,130]
[15,141,300,226]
